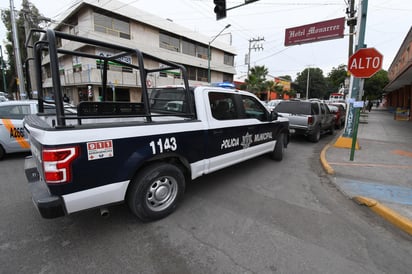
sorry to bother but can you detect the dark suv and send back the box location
[274,99,335,142]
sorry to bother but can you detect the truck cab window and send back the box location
[241,96,267,121]
[209,92,237,120]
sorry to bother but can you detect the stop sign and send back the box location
[348,47,383,78]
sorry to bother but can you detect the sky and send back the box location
[1,0,411,81]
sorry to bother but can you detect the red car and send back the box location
[327,104,346,129]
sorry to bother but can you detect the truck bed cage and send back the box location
[26,29,193,127]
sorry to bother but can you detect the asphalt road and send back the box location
[1,133,412,273]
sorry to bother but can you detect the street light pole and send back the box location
[306,67,310,99]
[208,24,231,83]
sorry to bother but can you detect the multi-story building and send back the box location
[41,0,236,103]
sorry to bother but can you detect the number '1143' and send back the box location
[149,137,177,154]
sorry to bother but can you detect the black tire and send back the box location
[329,123,335,135]
[0,145,5,160]
[270,133,284,161]
[127,162,185,222]
[309,125,321,142]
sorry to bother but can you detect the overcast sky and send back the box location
[1,0,411,81]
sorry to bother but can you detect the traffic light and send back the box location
[214,0,226,20]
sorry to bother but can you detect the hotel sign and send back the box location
[284,17,345,46]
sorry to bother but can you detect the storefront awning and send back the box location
[384,62,412,92]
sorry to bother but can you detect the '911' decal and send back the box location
[149,137,177,154]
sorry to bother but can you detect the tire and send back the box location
[270,133,284,161]
[309,126,321,142]
[127,162,185,222]
[0,145,5,160]
[329,123,335,135]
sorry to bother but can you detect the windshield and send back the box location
[275,101,311,115]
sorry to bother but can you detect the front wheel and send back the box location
[270,133,285,161]
[127,162,185,222]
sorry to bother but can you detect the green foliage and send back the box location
[327,64,347,93]
[363,70,389,100]
[1,0,43,93]
[242,65,269,94]
[295,67,327,99]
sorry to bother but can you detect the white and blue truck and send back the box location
[23,30,289,221]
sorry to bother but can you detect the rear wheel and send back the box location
[127,162,185,222]
[309,126,321,142]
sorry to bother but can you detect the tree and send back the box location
[241,65,269,94]
[295,67,327,99]
[326,64,347,94]
[1,0,43,95]
[363,70,389,100]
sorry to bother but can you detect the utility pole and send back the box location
[10,0,26,99]
[246,37,264,75]
[22,1,37,98]
[305,67,310,99]
[346,0,357,58]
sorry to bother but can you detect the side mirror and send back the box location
[269,110,278,121]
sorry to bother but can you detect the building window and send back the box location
[223,73,233,83]
[196,45,208,60]
[224,52,234,66]
[187,66,196,81]
[94,12,130,39]
[197,68,208,82]
[69,18,79,35]
[182,39,196,56]
[159,32,180,52]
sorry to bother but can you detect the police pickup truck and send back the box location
[23,30,289,221]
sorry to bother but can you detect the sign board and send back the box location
[284,17,345,46]
[348,48,383,78]
[353,101,364,108]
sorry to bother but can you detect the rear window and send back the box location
[148,87,194,114]
[0,104,31,119]
[275,101,311,115]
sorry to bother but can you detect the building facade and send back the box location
[41,0,236,103]
[384,26,412,120]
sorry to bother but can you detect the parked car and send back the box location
[274,99,335,142]
[328,104,346,129]
[0,100,76,159]
[266,99,283,111]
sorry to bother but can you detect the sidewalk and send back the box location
[321,107,412,235]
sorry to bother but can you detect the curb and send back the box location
[320,143,335,175]
[354,196,412,236]
[320,140,412,236]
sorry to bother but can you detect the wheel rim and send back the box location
[145,176,178,212]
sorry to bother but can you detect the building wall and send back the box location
[42,1,236,104]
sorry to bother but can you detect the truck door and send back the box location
[240,94,276,160]
[205,91,250,173]
[0,103,31,153]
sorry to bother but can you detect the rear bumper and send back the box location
[24,156,66,219]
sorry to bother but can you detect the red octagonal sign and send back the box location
[348,47,383,78]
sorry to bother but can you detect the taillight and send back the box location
[42,146,79,184]
[308,116,314,125]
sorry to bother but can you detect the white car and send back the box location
[0,100,76,159]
